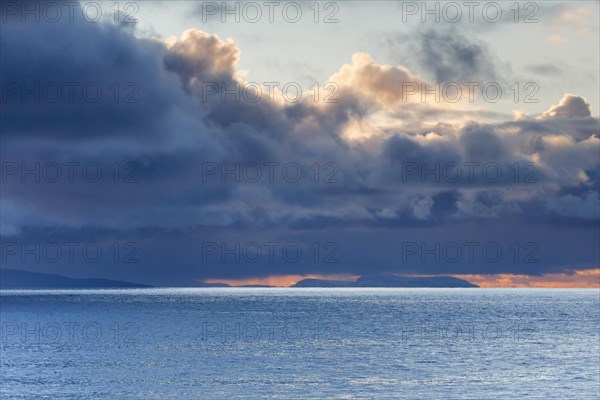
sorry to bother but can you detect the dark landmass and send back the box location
[239,285,275,288]
[292,275,479,288]
[0,269,152,289]
[291,278,355,287]
[1,269,478,289]
[195,282,231,287]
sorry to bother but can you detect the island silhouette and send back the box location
[1,269,478,289]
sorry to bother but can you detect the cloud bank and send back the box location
[1,12,598,285]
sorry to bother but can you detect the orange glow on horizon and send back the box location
[202,270,600,288]
[452,269,600,288]
[202,274,359,288]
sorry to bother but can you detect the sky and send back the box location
[1,0,599,287]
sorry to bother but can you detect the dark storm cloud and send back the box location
[459,124,509,160]
[526,63,565,77]
[1,9,598,284]
[388,28,502,83]
[0,18,183,141]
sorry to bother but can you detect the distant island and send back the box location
[205,275,478,288]
[1,269,478,289]
[0,269,152,289]
[292,275,479,288]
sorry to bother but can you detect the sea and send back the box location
[1,288,599,399]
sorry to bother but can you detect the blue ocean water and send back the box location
[1,288,599,399]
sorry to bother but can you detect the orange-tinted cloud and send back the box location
[328,52,422,107]
[452,269,600,288]
[542,94,592,118]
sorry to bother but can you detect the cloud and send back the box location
[526,63,564,76]
[542,94,592,118]
[1,13,598,284]
[546,5,596,34]
[0,15,188,143]
[327,52,422,107]
[546,191,600,220]
[388,28,502,83]
[164,29,240,90]
[547,34,567,45]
